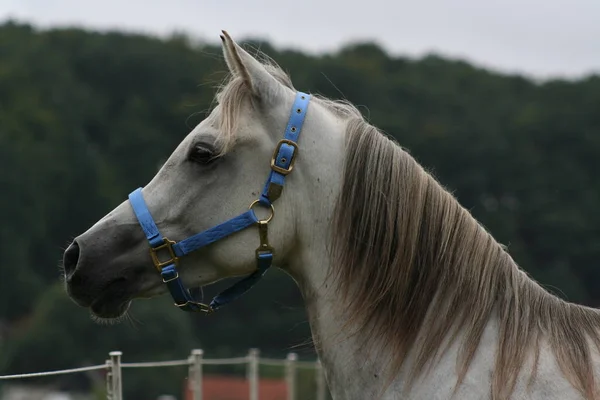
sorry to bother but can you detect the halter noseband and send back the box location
[127,92,311,314]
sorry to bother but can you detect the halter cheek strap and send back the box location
[127,92,311,313]
[259,93,311,205]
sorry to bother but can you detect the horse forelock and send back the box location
[211,48,296,156]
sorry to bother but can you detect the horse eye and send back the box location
[188,145,215,164]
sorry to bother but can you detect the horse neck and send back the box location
[284,110,494,399]
[282,116,396,398]
[289,235,387,398]
[289,236,503,400]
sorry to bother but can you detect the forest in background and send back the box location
[0,20,599,399]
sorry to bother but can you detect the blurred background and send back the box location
[0,0,598,399]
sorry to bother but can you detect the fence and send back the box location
[0,348,328,400]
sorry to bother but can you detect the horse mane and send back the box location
[330,115,600,399]
[212,49,600,399]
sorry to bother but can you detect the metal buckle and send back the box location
[270,139,299,176]
[175,301,213,314]
[162,270,180,283]
[149,237,179,272]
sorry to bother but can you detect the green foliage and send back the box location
[0,20,599,399]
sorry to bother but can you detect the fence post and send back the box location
[109,351,123,400]
[285,353,297,400]
[315,359,326,400]
[106,357,113,400]
[247,348,259,400]
[189,349,203,400]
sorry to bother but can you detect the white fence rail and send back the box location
[0,348,328,400]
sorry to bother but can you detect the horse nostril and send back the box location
[63,241,80,279]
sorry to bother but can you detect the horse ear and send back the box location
[220,30,284,102]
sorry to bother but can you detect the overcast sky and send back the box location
[1,0,599,80]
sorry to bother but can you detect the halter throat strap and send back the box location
[128,92,311,313]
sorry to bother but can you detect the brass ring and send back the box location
[249,200,275,223]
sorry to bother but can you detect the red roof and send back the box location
[185,375,287,400]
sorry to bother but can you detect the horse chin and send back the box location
[87,278,135,321]
[90,298,132,321]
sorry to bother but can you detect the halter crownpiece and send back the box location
[128,92,311,313]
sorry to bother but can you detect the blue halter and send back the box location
[127,92,311,313]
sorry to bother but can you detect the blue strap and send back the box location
[259,92,310,204]
[173,210,258,256]
[128,187,268,313]
[128,188,165,248]
[129,187,259,256]
[161,264,209,312]
[161,251,273,312]
[209,252,273,310]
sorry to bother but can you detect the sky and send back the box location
[1,0,599,80]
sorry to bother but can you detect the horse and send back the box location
[62,30,600,399]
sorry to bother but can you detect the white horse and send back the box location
[63,31,600,399]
